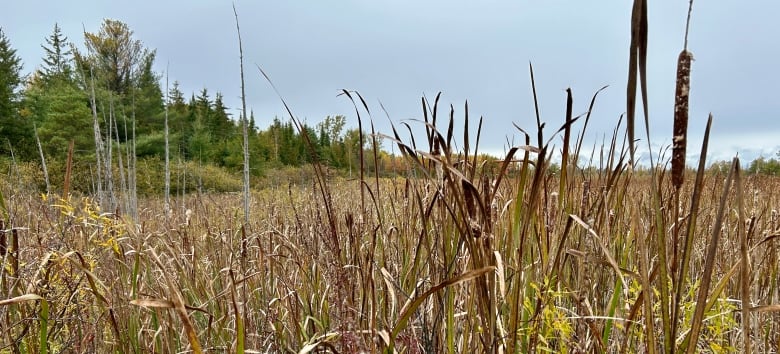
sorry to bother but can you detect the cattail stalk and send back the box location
[672,0,695,189]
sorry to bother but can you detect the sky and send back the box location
[2,1,778,165]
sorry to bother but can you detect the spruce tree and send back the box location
[211,93,232,143]
[24,25,91,159]
[132,53,164,137]
[29,80,92,158]
[168,81,186,110]
[39,23,73,83]
[0,28,34,159]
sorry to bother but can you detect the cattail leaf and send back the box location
[685,157,738,354]
[748,305,780,313]
[131,298,175,308]
[490,146,520,200]
[463,101,470,168]
[447,104,455,154]
[574,85,608,159]
[390,266,494,341]
[0,294,44,306]
[472,115,483,179]
[529,62,544,146]
[627,0,648,164]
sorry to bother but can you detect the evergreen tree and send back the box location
[246,110,266,174]
[281,120,300,165]
[24,75,92,158]
[39,23,73,83]
[132,53,164,137]
[21,25,91,159]
[168,81,186,111]
[0,28,22,120]
[194,88,211,120]
[166,81,189,159]
[300,123,320,163]
[0,28,34,158]
[187,90,213,163]
[248,110,257,133]
[73,19,154,97]
[211,92,233,143]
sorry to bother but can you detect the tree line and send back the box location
[0,20,386,193]
[4,20,776,197]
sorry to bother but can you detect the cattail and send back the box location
[672,49,693,189]
[673,0,695,189]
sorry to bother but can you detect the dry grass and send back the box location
[2,103,780,352]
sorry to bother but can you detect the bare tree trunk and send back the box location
[179,154,186,212]
[114,110,127,215]
[105,99,116,211]
[164,67,171,218]
[123,108,134,219]
[87,68,105,208]
[6,140,20,191]
[33,123,50,195]
[63,140,74,197]
[197,157,203,194]
[129,93,138,220]
[234,4,250,226]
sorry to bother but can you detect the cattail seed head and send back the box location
[672,50,694,189]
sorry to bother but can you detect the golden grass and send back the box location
[1,154,780,352]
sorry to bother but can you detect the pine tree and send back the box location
[74,19,154,96]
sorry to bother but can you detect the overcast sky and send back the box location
[2,1,778,164]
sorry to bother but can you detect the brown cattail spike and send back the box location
[672,50,693,189]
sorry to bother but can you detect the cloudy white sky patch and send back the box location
[2,1,777,164]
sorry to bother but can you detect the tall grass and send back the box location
[1,134,780,352]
